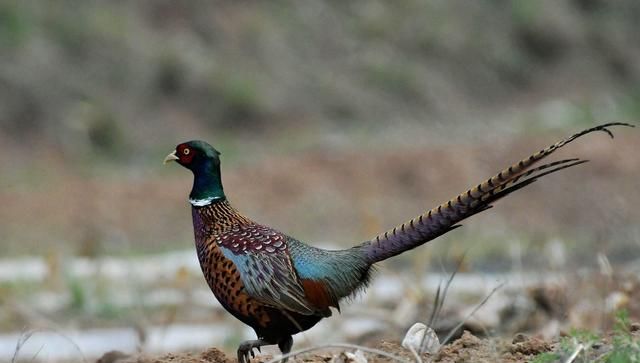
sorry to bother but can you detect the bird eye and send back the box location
[183,148,190,155]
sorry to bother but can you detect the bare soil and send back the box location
[96,331,555,363]
[96,321,640,363]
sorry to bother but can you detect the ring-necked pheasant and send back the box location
[164,122,633,363]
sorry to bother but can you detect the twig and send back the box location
[407,346,422,363]
[564,343,584,363]
[264,343,411,363]
[12,328,36,363]
[440,282,505,347]
[426,283,441,329]
[430,251,467,327]
[421,252,466,354]
[11,327,88,363]
[29,344,44,363]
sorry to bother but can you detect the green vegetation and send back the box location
[607,310,640,363]
[67,277,87,311]
[0,2,31,47]
[533,310,640,363]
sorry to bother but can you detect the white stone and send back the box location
[402,322,440,355]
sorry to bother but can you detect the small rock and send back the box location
[348,350,367,363]
[459,331,481,348]
[605,291,629,312]
[512,333,528,344]
[510,336,551,355]
[96,350,130,363]
[401,322,440,354]
[332,350,367,363]
[592,342,603,349]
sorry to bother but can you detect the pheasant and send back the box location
[164,122,632,363]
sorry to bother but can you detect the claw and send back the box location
[238,339,269,363]
[238,346,251,363]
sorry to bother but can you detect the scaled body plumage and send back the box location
[164,123,633,363]
[191,199,370,336]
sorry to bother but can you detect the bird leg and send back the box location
[277,336,294,363]
[237,339,268,363]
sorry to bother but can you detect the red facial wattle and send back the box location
[177,144,195,164]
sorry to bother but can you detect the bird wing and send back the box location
[215,223,321,316]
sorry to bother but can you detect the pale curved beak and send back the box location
[163,151,179,164]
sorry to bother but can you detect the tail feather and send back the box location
[360,122,633,264]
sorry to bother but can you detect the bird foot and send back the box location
[278,336,293,363]
[237,340,266,363]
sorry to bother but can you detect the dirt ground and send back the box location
[97,332,552,363]
[92,330,604,363]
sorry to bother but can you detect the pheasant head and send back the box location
[164,140,225,205]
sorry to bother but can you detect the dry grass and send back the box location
[11,327,87,363]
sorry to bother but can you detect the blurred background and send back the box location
[0,1,639,361]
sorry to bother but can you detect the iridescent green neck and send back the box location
[189,159,225,206]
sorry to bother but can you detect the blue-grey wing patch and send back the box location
[217,224,320,316]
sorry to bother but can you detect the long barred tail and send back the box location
[360,122,634,264]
